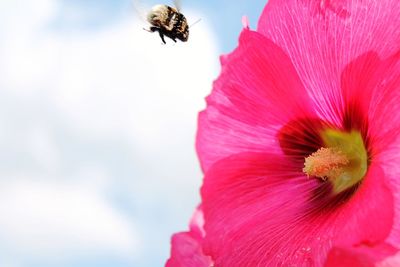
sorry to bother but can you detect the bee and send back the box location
[144,1,189,44]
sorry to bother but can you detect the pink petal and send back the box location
[201,153,394,266]
[380,251,400,267]
[339,50,400,247]
[165,232,211,267]
[339,50,400,156]
[257,0,400,128]
[324,243,399,267]
[166,208,212,267]
[259,0,400,59]
[196,29,314,172]
[374,155,400,248]
[365,53,400,247]
[339,53,400,248]
[315,47,400,250]
[188,206,207,238]
[241,15,250,29]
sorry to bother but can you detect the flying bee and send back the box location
[145,2,189,44]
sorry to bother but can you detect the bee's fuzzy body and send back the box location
[146,4,189,44]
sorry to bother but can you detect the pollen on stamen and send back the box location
[303,147,349,180]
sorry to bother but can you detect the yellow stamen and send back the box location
[303,147,349,180]
[303,129,368,194]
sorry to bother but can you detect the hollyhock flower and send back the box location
[167,0,400,266]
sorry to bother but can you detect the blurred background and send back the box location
[0,0,264,266]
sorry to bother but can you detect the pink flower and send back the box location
[167,0,400,266]
[166,208,213,267]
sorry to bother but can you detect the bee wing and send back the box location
[131,0,149,23]
[173,0,182,11]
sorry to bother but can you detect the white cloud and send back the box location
[0,175,138,262]
[0,0,219,266]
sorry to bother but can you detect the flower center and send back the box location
[303,129,368,194]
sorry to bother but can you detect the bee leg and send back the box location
[158,32,167,44]
[149,26,158,32]
[148,27,166,44]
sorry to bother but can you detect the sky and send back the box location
[0,0,265,266]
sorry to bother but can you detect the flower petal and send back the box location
[339,50,400,155]
[337,50,400,248]
[166,208,212,267]
[258,0,400,127]
[362,52,400,247]
[376,157,400,249]
[165,232,211,267]
[196,30,314,172]
[324,243,399,267]
[201,153,394,266]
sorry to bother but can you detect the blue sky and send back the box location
[0,1,265,266]
[54,0,266,51]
